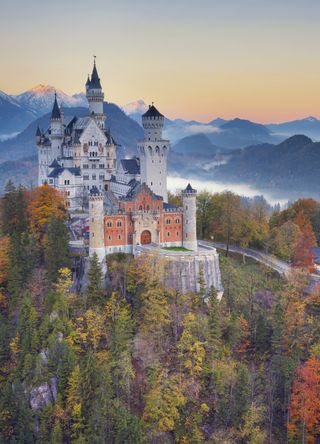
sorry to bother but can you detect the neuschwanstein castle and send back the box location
[36,60,223,295]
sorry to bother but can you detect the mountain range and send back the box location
[2,87,320,201]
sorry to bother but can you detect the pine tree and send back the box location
[44,216,71,282]
[86,253,104,306]
[208,286,221,354]
[233,364,251,427]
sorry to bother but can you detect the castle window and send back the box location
[176,232,179,237]
[84,175,89,180]
[118,235,121,240]
[106,221,113,228]
[64,180,70,185]
[99,164,105,169]
[166,219,171,224]
[139,205,143,211]
[108,235,112,240]
[116,220,122,227]
[167,232,170,237]
[92,164,96,169]
[92,174,96,180]
[83,164,89,169]
[99,174,105,180]
[175,218,180,224]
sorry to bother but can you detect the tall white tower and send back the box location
[182,183,197,251]
[86,58,105,129]
[88,186,105,263]
[137,104,170,202]
[49,93,63,162]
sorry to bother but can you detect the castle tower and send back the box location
[88,186,106,263]
[49,92,63,161]
[86,58,105,129]
[182,183,197,251]
[138,104,170,202]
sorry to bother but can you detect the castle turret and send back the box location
[138,104,170,202]
[88,186,105,263]
[86,58,105,129]
[49,92,63,161]
[182,183,197,251]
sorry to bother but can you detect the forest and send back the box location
[0,183,320,443]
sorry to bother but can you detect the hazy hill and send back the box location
[213,135,320,199]
[0,91,36,138]
[267,116,320,140]
[173,133,220,156]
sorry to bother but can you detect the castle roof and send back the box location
[120,158,140,175]
[123,182,162,201]
[51,92,61,119]
[90,185,101,196]
[36,125,41,137]
[88,60,102,90]
[184,183,196,193]
[49,159,61,168]
[142,104,164,119]
[48,166,81,178]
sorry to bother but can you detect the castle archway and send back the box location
[141,230,152,245]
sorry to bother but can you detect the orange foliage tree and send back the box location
[288,357,320,443]
[292,221,317,272]
[0,236,10,285]
[28,185,66,240]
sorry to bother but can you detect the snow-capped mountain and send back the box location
[121,99,148,123]
[14,85,88,117]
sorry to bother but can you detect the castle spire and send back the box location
[89,56,102,89]
[51,92,61,119]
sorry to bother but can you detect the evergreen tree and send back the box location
[86,252,104,306]
[44,216,71,282]
[233,364,251,427]
[208,286,221,354]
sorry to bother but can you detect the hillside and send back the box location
[0,91,36,138]
[213,135,320,199]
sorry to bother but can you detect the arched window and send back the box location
[175,218,180,224]
[116,220,122,227]
[106,221,113,228]
[167,232,170,237]
[166,219,171,224]
[139,205,143,211]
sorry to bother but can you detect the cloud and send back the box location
[186,124,221,135]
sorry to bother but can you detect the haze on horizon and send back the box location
[1,0,320,123]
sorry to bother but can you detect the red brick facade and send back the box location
[103,184,183,249]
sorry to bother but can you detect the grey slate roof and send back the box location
[51,93,61,119]
[49,159,61,168]
[120,158,140,175]
[47,167,81,178]
[88,61,102,89]
[184,183,196,193]
[142,104,164,119]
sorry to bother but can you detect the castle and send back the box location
[37,60,223,296]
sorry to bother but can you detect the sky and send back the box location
[1,0,320,123]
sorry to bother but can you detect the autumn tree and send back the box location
[292,221,317,272]
[28,184,66,241]
[288,357,320,443]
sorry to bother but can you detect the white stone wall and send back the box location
[80,119,116,193]
[182,192,197,251]
[88,195,105,262]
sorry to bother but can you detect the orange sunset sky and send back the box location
[1,0,320,123]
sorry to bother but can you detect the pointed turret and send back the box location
[86,57,105,128]
[51,92,61,119]
[89,59,102,89]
